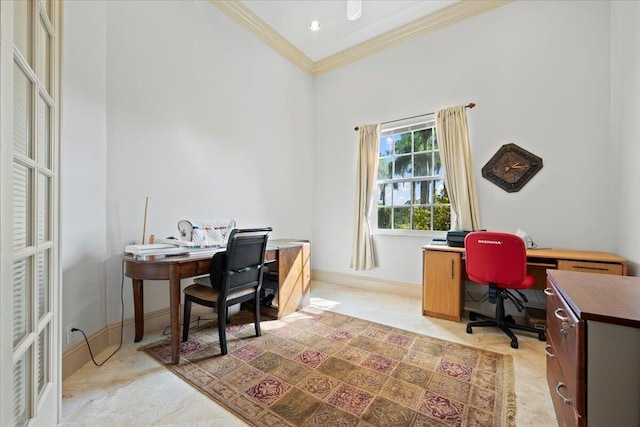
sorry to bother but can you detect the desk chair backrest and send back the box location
[464,231,529,289]
[217,228,272,297]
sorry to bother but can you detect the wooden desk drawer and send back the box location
[545,281,585,417]
[546,342,583,426]
[557,260,623,275]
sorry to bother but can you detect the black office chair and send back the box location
[182,227,272,355]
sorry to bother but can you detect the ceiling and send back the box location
[239,0,458,62]
[210,0,511,75]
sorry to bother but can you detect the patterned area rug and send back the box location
[143,308,515,427]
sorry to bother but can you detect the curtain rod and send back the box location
[353,102,476,131]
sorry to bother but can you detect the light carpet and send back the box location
[143,307,515,427]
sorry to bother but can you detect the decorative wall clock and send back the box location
[481,143,543,193]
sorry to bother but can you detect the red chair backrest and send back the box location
[464,231,528,288]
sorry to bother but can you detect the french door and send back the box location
[1,0,60,425]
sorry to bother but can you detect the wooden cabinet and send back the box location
[545,270,640,426]
[422,249,464,321]
[261,240,311,319]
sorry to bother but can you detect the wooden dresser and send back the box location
[545,270,640,426]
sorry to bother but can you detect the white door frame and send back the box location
[0,0,61,425]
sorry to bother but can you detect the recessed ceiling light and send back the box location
[309,20,320,31]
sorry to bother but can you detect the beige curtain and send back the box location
[436,106,482,230]
[350,124,380,270]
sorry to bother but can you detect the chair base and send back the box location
[466,292,546,349]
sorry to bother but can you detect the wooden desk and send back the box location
[422,244,627,322]
[124,240,310,364]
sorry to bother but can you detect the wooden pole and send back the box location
[142,196,150,244]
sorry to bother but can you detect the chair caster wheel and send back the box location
[538,333,547,341]
[466,325,473,334]
[505,315,515,324]
[510,340,518,349]
[469,312,477,321]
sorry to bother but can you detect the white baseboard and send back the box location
[62,304,213,380]
[311,269,421,299]
[62,325,110,381]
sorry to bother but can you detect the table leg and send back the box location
[169,264,181,364]
[132,278,144,342]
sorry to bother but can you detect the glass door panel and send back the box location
[2,1,60,425]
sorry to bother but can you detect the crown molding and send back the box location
[208,0,315,75]
[313,0,514,75]
[209,0,513,77]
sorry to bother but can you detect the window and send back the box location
[375,118,451,232]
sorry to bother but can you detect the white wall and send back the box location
[61,0,314,337]
[103,1,314,322]
[61,1,108,350]
[611,1,640,275]
[313,1,614,287]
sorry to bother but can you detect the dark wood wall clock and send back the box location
[481,143,543,192]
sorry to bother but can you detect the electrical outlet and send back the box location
[66,322,78,345]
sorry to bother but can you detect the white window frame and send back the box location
[372,116,451,237]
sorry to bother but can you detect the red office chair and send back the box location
[464,231,546,348]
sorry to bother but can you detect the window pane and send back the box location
[377,207,391,229]
[393,154,411,178]
[378,157,392,180]
[14,62,32,158]
[434,150,442,175]
[392,182,411,206]
[413,181,432,205]
[433,205,451,231]
[414,128,433,152]
[38,94,51,169]
[38,17,51,92]
[38,173,50,243]
[413,206,432,231]
[37,250,49,319]
[393,207,410,229]
[394,133,412,155]
[379,135,394,156]
[377,183,392,206]
[14,352,31,426]
[13,163,32,250]
[14,0,31,64]
[37,326,49,397]
[434,179,448,204]
[414,152,433,177]
[13,259,30,348]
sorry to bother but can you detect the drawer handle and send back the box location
[544,344,555,357]
[553,308,569,323]
[543,288,554,296]
[574,265,609,272]
[555,382,572,405]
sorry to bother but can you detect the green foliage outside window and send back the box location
[413,193,451,231]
